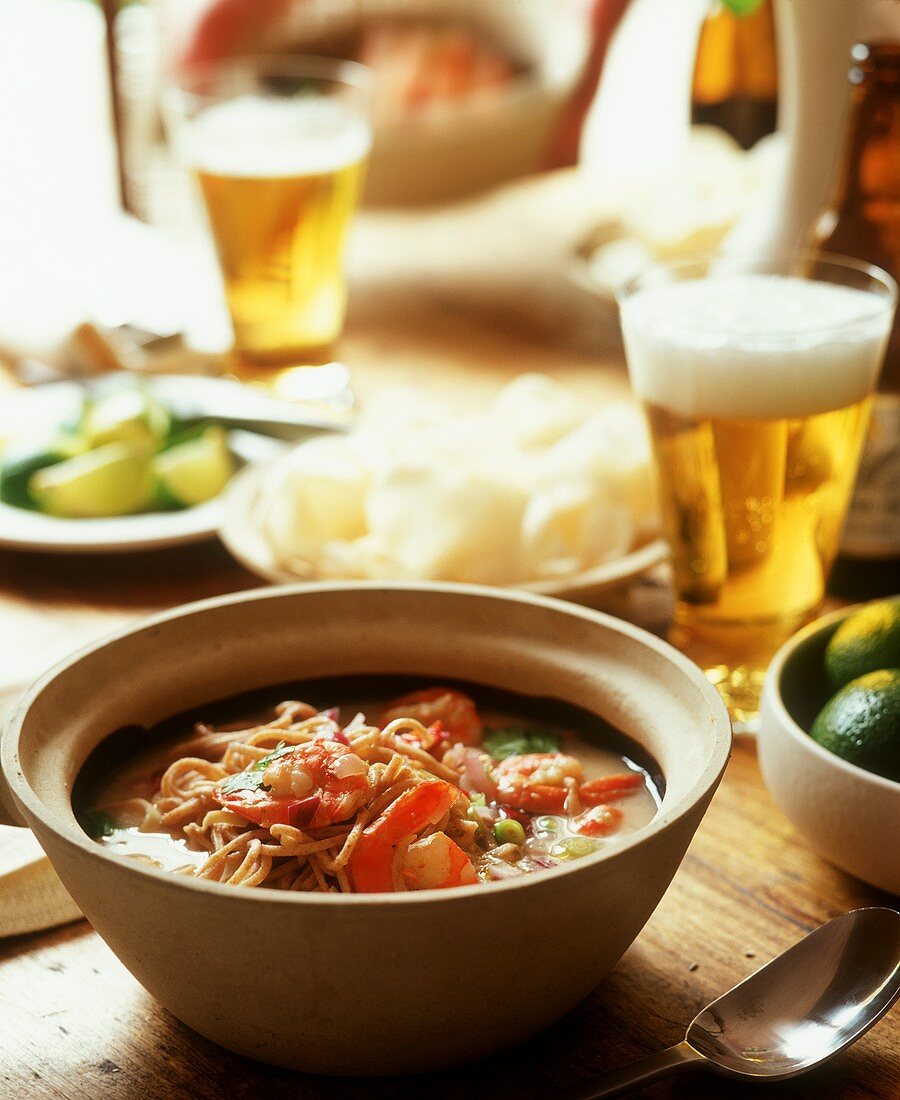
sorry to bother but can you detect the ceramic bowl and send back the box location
[288,0,588,205]
[2,583,730,1074]
[759,605,900,896]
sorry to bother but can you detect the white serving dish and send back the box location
[759,605,900,896]
[0,379,283,554]
[219,459,669,602]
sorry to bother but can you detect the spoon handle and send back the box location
[558,1040,704,1099]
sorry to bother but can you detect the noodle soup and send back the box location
[75,678,662,894]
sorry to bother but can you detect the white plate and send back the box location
[0,384,283,554]
[220,461,669,601]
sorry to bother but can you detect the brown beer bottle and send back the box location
[691,0,778,150]
[818,43,900,599]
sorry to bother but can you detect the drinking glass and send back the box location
[619,251,897,730]
[166,56,372,395]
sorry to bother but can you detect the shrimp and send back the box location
[494,752,584,813]
[579,773,645,805]
[380,687,483,746]
[401,832,479,890]
[574,804,623,837]
[348,779,476,893]
[214,740,367,830]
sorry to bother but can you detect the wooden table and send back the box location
[1,176,897,1099]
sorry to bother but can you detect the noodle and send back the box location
[85,686,659,893]
[111,707,481,893]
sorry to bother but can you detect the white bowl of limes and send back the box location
[759,599,900,895]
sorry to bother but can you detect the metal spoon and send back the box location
[99,372,354,439]
[19,372,352,443]
[561,907,900,1099]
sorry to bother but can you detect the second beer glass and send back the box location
[168,57,372,382]
[619,252,896,729]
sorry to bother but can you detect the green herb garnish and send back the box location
[482,727,562,761]
[220,742,293,795]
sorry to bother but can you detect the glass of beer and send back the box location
[167,57,372,388]
[619,252,897,730]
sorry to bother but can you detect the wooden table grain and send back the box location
[1,175,897,1099]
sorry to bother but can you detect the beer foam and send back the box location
[183,95,371,178]
[621,274,893,419]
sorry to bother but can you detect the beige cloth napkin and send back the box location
[0,684,82,937]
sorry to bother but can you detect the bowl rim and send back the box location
[5,581,732,906]
[763,602,900,793]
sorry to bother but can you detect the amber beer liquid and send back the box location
[187,94,371,367]
[621,269,895,727]
[691,0,778,150]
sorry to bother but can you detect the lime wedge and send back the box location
[82,388,171,451]
[0,441,79,510]
[151,426,234,508]
[29,444,154,517]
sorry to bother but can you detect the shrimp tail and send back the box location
[348,780,457,893]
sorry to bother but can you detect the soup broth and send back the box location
[76,677,663,893]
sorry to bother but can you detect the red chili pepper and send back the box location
[498,805,532,829]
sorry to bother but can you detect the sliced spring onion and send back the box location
[493,818,526,846]
[550,837,600,860]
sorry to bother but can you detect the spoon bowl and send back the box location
[688,907,900,1079]
[564,908,900,1099]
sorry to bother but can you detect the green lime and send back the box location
[82,388,170,452]
[0,441,76,510]
[810,668,900,782]
[29,443,154,517]
[158,423,208,453]
[151,426,234,508]
[824,599,900,690]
